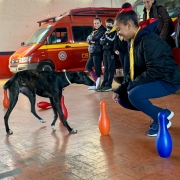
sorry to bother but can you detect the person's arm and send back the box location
[100,34,107,45]
[92,30,105,41]
[86,35,92,44]
[158,6,173,40]
[105,32,116,45]
[114,34,119,52]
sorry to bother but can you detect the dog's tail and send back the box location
[3,73,18,90]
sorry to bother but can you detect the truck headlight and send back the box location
[19,56,32,63]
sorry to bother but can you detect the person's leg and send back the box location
[123,52,129,80]
[85,55,96,89]
[85,54,94,73]
[93,55,102,89]
[128,81,173,136]
[102,53,115,91]
[118,93,139,111]
[101,53,108,87]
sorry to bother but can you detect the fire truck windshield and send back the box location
[25,26,52,45]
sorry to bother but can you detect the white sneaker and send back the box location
[96,77,101,89]
[88,86,96,90]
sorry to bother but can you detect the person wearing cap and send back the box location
[113,7,180,137]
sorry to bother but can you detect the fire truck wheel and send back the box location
[37,62,55,71]
[113,77,123,84]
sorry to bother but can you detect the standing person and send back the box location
[112,7,180,136]
[97,18,116,92]
[143,0,175,48]
[114,3,131,81]
[86,17,106,90]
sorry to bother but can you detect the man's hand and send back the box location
[112,93,119,103]
[91,41,95,43]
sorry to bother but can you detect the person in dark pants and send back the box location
[114,2,131,81]
[114,32,129,81]
[86,17,106,90]
[113,6,180,137]
[97,18,116,92]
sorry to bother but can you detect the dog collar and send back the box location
[64,71,72,85]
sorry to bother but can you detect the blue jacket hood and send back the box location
[135,20,159,42]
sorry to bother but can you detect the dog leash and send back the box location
[64,71,72,85]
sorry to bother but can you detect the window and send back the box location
[49,28,68,44]
[72,26,93,42]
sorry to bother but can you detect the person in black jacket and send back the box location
[114,3,131,81]
[97,18,116,92]
[85,17,106,90]
[113,7,180,137]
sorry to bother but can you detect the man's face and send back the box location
[94,19,102,29]
[115,20,134,41]
[143,0,153,10]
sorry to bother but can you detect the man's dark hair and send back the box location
[105,18,114,24]
[94,17,102,22]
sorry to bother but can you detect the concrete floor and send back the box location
[0,78,180,180]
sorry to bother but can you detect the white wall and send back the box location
[0,0,136,51]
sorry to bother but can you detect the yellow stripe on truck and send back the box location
[39,43,89,50]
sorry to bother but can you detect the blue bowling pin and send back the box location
[156,112,172,158]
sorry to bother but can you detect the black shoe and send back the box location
[96,85,105,92]
[101,86,112,92]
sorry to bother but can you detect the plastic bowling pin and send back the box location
[3,90,10,109]
[98,101,110,135]
[37,101,51,109]
[59,95,68,121]
[156,112,172,158]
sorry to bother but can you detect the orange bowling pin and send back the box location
[3,90,9,109]
[59,95,68,121]
[98,101,110,135]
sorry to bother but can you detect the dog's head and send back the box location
[75,71,94,86]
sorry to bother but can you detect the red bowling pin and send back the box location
[37,101,51,109]
[98,101,110,135]
[3,90,10,109]
[59,95,68,121]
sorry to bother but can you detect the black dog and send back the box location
[3,70,94,135]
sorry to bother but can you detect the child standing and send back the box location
[97,18,116,92]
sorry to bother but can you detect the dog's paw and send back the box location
[39,119,46,123]
[51,125,56,131]
[69,129,78,134]
[7,129,13,135]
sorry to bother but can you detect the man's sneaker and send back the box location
[149,109,174,128]
[96,86,105,92]
[96,77,101,89]
[146,122,159,137]
[88,85,96,90]
[101,86,112,92]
